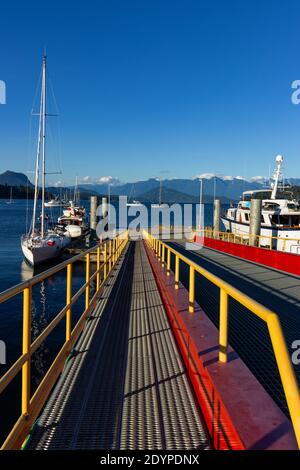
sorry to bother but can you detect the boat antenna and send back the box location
[271,155,284,200]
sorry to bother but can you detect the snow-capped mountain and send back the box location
[78,175,267,201]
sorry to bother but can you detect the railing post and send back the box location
[85,253,90,310]
[96,246,101,291]
[219,289,228,363]
[162,244,165,268]
[104,242,107,280]
[117,237,120,260]
[175,255,179,290]
[112,238,116,265]
[22,286,32,416]
[267,313,300,447]
[109,240,112,271]
[189,267,195,313]
[167,249,171,276]
[66,263,72,344]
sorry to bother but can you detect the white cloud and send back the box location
[250,175,266,182]
[80,176,120,185]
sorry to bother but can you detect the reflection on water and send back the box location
[31,282,49,386]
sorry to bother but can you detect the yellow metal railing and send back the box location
[197,228,300,253]
[0,231,128,450]
[144,231,300,448]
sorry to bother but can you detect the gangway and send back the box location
[0,232,299,450]
[27,242,210,450]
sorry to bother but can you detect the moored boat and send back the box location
[57,201,88,238]
[221,155,300,254]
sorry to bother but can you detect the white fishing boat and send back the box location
[21,55,70,266]
[126,199,143,207]
[57,201,88,238]
[57,177,88,238]
[221,155,300,254]
[44,196,62,207]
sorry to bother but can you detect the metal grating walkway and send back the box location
[167,240,300,418]
[28,241,210,450]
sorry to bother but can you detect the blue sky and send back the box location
[1,0,300,185]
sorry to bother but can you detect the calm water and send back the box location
[0,199,223,443]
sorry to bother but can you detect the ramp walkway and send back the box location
[28,241,210,450]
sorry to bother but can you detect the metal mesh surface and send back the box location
[167,240,300,418]
[28,242,210,450]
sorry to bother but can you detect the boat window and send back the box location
[244,213,249,221]
[278,215,290,225]
[263,202,280,211]
[271,215,279,225]
[290,215,300,226]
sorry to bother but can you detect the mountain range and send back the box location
[1,170,300,202]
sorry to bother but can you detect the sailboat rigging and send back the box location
[21,54,70,266]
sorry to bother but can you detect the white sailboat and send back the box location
[126,183,143,207]
[21,55,70,266]
[151,179,168,208]
[6,187,14,204]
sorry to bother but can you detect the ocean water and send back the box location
[0,199,226,443]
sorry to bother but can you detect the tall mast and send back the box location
[159,179,162,205]
[31,58,44,236]
[199,178,203,232]
[41,54,47,238]
[74,175,78,204]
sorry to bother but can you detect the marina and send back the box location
[2,0,300,462]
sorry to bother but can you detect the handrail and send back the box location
[143,230,300,448]
[197,228,300,253]
[0,231,129,449]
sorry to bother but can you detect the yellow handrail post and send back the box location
[66,263,72,345]
[162,244,165,268]
[167,249,171,276]
[22,286,32,416]
[158,241,161,260]
[175,255,180,290]
[96,246,101,292]
[104,242,107,280]
[267,314,300,447]
[189,266,195,313]
[85,253,90,310]
[109,240,112,272]
[219,289,229,363]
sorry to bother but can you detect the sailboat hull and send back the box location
[21,235,70,266]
